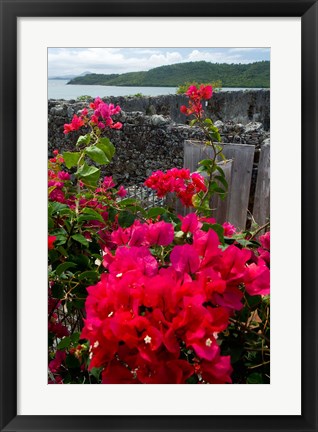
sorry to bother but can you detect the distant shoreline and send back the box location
[63,83,269,89]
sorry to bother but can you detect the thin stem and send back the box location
[229,318,270,345]
[248,361,270,370]
[249,221,270,240]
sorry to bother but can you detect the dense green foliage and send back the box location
[177,80,223,94]
[67,61,270,88]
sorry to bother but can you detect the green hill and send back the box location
[67,61,270,88]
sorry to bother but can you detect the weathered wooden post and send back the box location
[252,141,270,226]
[183,140,255,230]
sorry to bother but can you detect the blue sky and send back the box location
[48,47,270,77]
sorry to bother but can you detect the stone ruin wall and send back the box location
[48,91,270,186]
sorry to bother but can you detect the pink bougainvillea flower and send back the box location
[108,246,158,277]
[259,231,270,251]
[48,375,63,384]
[215,244,251,284]
[144,168,206,207]
[213,286,244,312]
[111,122,122,130]
[257,231,270,267]
[222,222,236,237]
[110,221,148,247]
[117,185,127,197]
[147,221,174,246]
[193,228,221,268]
[49,188,65,203]
[63,114,84,134]
[200,354,232,384]
[244,260,270,296]
[191,336,219,361]
[49,350,66,374]
[91,114,99,124]
[90,98,121,131]
[185,85,199,99]
[48,321,69,338]
[191,172,207,191]
[180,84,213,118]
[57,171,71,181]
[199,84,213,100]
[102,176,115,189]
[199,216,217,224]
[180,212,202,234]
[48,235,56,250]
[125,222,149,247]
[170,244,200,275]
[102,361,138,384]
[63,123,74,134]
[70,114,84,130]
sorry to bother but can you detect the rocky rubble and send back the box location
[48,99,270,186]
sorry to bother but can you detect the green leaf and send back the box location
[72,234,89,247]
[66,354,80,369]
[70,332,81,344]
[236,239,255,248]
[53,234,68,246]
[90,367,103,381]
[192,193,210,211]
[247,372,263,384]
[118,211,136,228]
[48,185,56,196]
[49,202,69,215]
[51,283,64,299]
[57,336,71,350]
[186,375,199,384]
[107,207,117,222]
[215,175,228,190]
[96,138,115,161]
[62,151,81,169]
[246,294,262,309]
[76,134,91,147]
[78,271,99,282]
[204,118,213,125]
[215,165,226,177]
[76,163,100,187]
[85,145,109,165]
[118,198,139,207]
[72,299,85,309]
[210,183,226,194]
[230,346,244,364]
[78,207,104,223]
[147,207,168,218]
[57,245,68,257]
[69,254,90,268]
[48,217,54,229]
[198,159,213,169]
[209,125,221,142]
[123,205,147,217]
[55,261,77,276]
[202,223,224,243]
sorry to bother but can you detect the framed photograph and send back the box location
[0,1,317,431]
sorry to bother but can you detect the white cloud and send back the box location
[187,49,251,64]
[48,47,269,77]
[229,47,269,52]
[48,48,186,76]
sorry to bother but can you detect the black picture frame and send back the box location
[0,0,317,431]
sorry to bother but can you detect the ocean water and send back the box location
[48,80,178,100]
[48,80,264,100]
